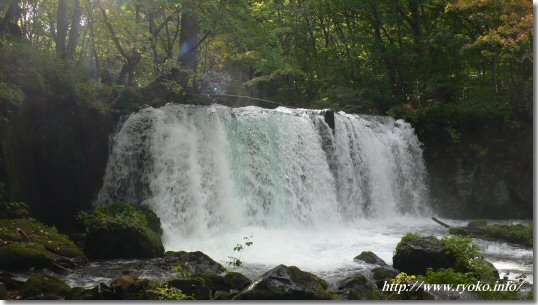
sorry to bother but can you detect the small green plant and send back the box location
[150,284,193,300]
[441,235,479,269]
[226,235,254,269]
[391,272,416,284]
[173,264,192,279]
[419,268,476,285]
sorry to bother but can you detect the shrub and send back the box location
[420,268,476,285]
[440,235,479,269]
[150,284,193,300]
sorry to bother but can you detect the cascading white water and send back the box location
[97,103,431,274]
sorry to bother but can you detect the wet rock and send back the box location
[235,264,330,300]
[393,235,456,275]
[20,274,71,299]
[163,251,226,276]
[337,274,381,300]
[371,266,399,288]
[67,283,121,300]
[354,251,388,266]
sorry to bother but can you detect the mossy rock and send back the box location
[84,223,163,259]
[0,218,85,259]
[164,251,226,276]
[0,283,7,300]
[20,274,71,299]
[354,251,388,266]
[448,222,532,247]
[337,274,381,300]
[393,234,457,275]
[371,266,399,288]
[198,271,251,297]
[79,203,164,259]
[0,242,55,271]
[235,264,330,300]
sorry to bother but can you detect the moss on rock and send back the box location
[0,218,84,258]
[79,203,164,259]
[20,274,71,299]
[448,221,532,248]
[0,242,55,271]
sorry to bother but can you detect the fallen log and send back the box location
[432,217,451,228]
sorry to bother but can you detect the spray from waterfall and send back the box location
[97,104,430,246]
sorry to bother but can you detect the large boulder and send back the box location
[84,225,163,259]
[79,203,164,259]
[0,219,86,271]
[235,264,330,300]
[162,251,251,300]
[19,274,71,300]
[393,235,456,275]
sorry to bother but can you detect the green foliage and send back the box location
[391,272,416,284]
[0,201,29,219]
[419,268,477,285]
[78,202,152,232]
[440,235,480,269]
[150,284,193,300]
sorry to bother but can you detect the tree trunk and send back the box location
[56,0,68,57]
[178,0,200,71]
[66,0,82,59]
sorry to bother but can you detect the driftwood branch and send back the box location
[432,217,451,228]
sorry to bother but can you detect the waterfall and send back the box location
[97,104,430,246]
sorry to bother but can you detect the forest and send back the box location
[0,0,534,301]
[0,0,532,116]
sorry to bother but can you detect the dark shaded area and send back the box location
[414,114,533,219]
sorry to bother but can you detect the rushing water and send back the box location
[89,103,532,287]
